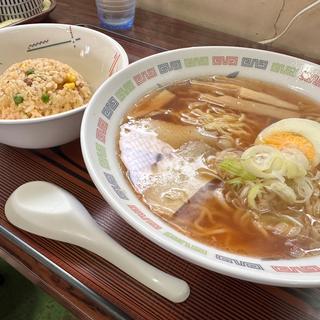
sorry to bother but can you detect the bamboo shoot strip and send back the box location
[199,94,300,119]
[238,87,299,111]
[130,89,176,118]
[191,80,300,111]
[190,80,238,96]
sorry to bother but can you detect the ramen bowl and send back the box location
[0,23,128,148]
[81,46,320,287]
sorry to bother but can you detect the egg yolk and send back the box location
[263,131,315,162]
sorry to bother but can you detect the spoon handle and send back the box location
[82,229,190,303]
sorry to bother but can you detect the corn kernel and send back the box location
[66,73,76,83]
[63,82,76,89]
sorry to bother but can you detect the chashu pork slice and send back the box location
[119,119,214,216]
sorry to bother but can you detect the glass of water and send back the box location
[95,0,136,30]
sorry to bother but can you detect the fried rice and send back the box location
[0,58,92,119]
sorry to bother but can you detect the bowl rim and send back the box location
[0,23,129,124]
[81,45,320,287]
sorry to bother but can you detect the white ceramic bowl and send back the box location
[0,23,128,148]
[81,46,320,287]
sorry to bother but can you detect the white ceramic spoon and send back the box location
[5,181,190,303]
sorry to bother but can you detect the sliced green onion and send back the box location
[41,93,50,104]
[264,181,296,204]
[25,68,35,76]
[219,158,256,182]
[241,145,284,179]
[248,184,263,209]
[227,177,244,187]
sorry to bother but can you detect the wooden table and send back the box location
[1,1,320,319]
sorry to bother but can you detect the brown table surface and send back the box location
[1,1,320,319]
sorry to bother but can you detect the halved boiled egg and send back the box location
[255,118,320,168]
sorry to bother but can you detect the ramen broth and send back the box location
[119,76,320,259]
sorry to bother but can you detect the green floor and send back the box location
[0,258,77,320]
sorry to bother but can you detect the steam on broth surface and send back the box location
[119,75,320,259]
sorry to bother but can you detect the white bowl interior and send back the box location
[81,47,320,287]
[0,23,128,93]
